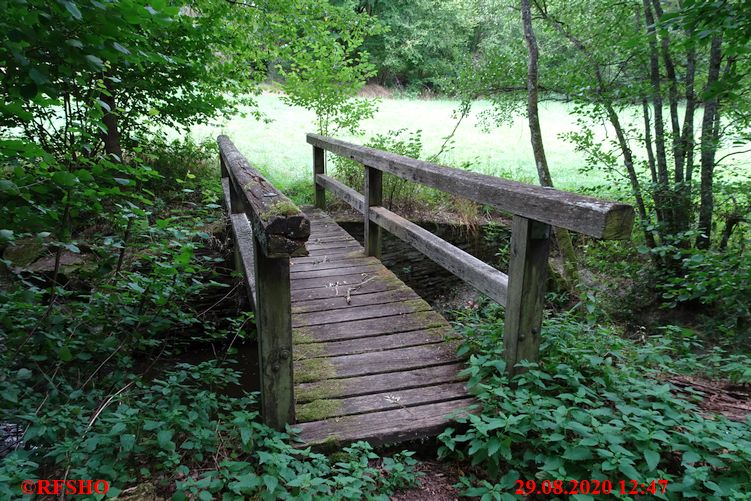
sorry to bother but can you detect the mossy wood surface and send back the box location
[288,209,472,447]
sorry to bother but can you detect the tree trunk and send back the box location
[101,78,123,160]
[697,35,723,249]
[521,0,579,286]
[643,0,673,234]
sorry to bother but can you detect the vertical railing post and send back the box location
[253,240,295,430]
[314,146,326,209]
[504,215,551,375]
[364,165,383,258]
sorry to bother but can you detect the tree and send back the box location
[460,0,751,269]
[520,0,578,285]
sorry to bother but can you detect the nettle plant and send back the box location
[441,307,751,501]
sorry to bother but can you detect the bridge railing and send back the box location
[218,135,310,429]
[308,133,634,373]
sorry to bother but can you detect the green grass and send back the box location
[191,93,751,198]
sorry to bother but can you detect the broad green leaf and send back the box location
[644,450,660,471]
[62,1,82,20]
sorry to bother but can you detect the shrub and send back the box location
[440,307,751,500]
[333,128,423,210]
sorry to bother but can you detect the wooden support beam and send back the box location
[315,174,365,213]
[369,207,509,306]
[503,216,551,374]
[364,166,382,258]
[314,146,326,209]
[254,237,295,430]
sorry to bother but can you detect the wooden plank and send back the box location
[292,298,432,327]
[305,241,363,251]
[290,278,404,302]
[315,174,365,213]
[294,310,448,342]
[504,216,551,374]
[294,340,459,381]
[314,146,326,209]
[290,256,378,273]
[290,270,384,291]
[294,398,475,447]
[369,206,509,306]
[296,362,467,402]
[219,135,310,257]
[253,237,295,430]
[290,263,382,280]
[365,166,382,258]
[291,287,419,313]
[305,247,365,258]
[228,213,256,308]
[307,133,634,239]
[295,327,456,357]
[307,235,359,244]
[296,382,468,422]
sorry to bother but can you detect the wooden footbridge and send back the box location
[218,134,633,447]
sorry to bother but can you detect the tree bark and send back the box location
[521,0,579,286]
[643,0,673,233]
[697,35,723,249]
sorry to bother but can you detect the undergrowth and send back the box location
[441,302,751,501]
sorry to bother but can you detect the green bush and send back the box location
[138,135,219,203]
[440,306,751,500]
[659,247,751,336]
[333,128,423,210]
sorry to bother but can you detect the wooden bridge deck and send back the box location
[289,208,473,446]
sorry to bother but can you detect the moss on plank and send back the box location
[296,398,342,422]
[265,200,300,218]
[294,342,324,361]
[296,380,344,402]
[294,357,336,383]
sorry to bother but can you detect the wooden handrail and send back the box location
[219,135,310,430]
[307,133,634,239]
[220,135,310,258]
[309,133,634,374]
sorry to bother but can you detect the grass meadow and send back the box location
[190,92,751,201]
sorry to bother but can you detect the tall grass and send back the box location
[191,93,751,199]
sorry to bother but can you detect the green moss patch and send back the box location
[294,357,336,383]
[296,398,342,422]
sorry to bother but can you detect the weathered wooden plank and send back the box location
[294,398,475,447]
[314,146,326,209]
[295,327,456,358]
[292,298,432,327]
[290,278,404,302]
[315,174,365,213]
[295,343,460,384]
[253,237,295,430]
[296,382,469,422]
[305,241,363,251]
[305,247,365,258]
[307,133,634,239]
[290,263,382,280]
[291,287,419,314]
[228,213,256,308]
[290,256,378,273]
[290,270,385,291]
[307,234,359,244]
[504,216,551,374]
[219,135,310,257]
[365,166,382,258]
[369,206,509,306]
[296,362,467,402]
[294,312,451,346]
